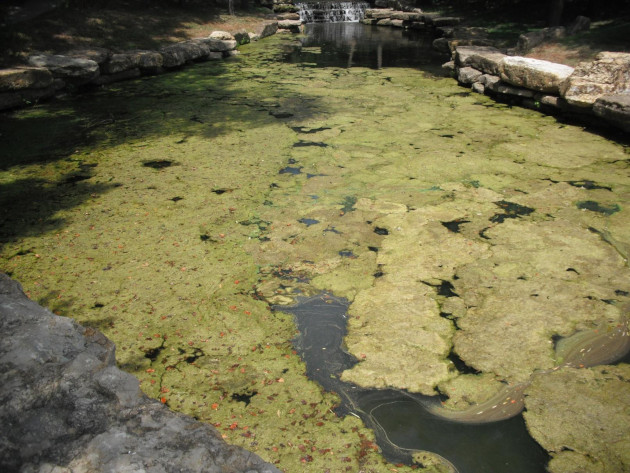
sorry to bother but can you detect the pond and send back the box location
[1,22,629,473]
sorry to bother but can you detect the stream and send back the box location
[1,22,629,473]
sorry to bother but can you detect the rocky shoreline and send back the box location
[0,273,280,473]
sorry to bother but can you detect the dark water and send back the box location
[276,293,549,473]
[283,22,445,70]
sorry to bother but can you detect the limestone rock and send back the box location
[455,46,506,76]
[0,67,53,92]
[478,73,500,88]
[256,21,279,39]
[365,8,394,19]
[593,94,630,132]
[196,37,238,53]
[457,66,482,85]
[101,52,136,75]
[0,273,280,473]
[27,54,99,85]
[278,19,304,33]
[500,56,574,94]
[561,52,630,107]
[472,82,485,94]
[127,50,164,74]
[209,30,236,41]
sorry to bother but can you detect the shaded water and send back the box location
[278,293,549,472]
[1,21,629,473]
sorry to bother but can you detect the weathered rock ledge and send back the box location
[0,273,280,473]
[446,47,630,133]
[0,21,288,112]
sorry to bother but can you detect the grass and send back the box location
[0,0,276,67]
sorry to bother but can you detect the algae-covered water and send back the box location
[1,25,629,473]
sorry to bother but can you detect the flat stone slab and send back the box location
[500,56,574,94]
[27,54,99,84]
[455,46,506,76]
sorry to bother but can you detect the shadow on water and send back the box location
[284,22,446,71]
[276,293,549,473]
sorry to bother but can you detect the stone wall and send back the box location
[0,273,280,473]
[0,23,281,112]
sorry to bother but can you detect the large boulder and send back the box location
[64,47,111,65]
[561,52,630,107]
[455,46,506,76]
[457,66,483,85]
[500,56,574,94]
[0,273,280,473]
[593,94,630,132]
[27,54,100,85]
[195,37,238,53]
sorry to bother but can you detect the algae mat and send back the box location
[1,32,629,472]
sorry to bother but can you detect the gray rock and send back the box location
[540,95,561,108]
[391,11,423,21]
[361,18,379,26]
[196,37,238,53]
[127,50,164,74]
[458,66,483,85]
[209,30,236,41]
[516,26,566,53]
[500,56,574,94]
[567,15,591,35]
[478,74,501,88]
[27,54,99,85]
[455,46,506,76]
[441,60,456,76]
[561,52,630,107]
[432,38,451,54]
[471,82,485,94]
[593,94,630,132]
[377,18,394,26]
[489,82,536,98]
[0,67,53,92]
[256,21,279,39]
[276,12,300,20]
[232,30,252,45]
[0,273,281,473]
[101,53,136,75]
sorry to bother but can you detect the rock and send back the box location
[27,54,99,85]
[0,67,53,92]
[391,11,423,21]
[276,12,300,20]
[365,8,394,19]
[593,94,630,132]
[278,19,304,33]
[561,52,630,107]
[455,46,506,76]
[159,41,213,68]
[209,30,236,41]
[377,18,394,26]
[540,95,561,108]
[488,81,536,98]
[196,37,238,53]
[432,38,451,54]
[427,17,461,27]
[101,53,136,75]
[567,15,591,35]
[523,366,630,473]
[516,26,566,53]
[457,66,483,85]
[478,74,500,88]
[256,21,279,39]
[472,82,485,94]
[127,50,164,74]
[441,60,455,76]
[0,273,281,473]
[361,18,379,26]
[273,3,298,13]
[64,47,111,65]
[500,56,574,94]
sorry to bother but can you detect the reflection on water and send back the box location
[277,294,549,473]
[284,22,444,70]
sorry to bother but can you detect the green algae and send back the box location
[1,32,630,472]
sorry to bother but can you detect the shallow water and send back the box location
[1,23,629,473]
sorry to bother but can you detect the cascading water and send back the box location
[297,1,369,23]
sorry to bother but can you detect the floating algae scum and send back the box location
[2,23,630,473]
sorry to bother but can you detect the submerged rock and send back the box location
[0,273,280,473]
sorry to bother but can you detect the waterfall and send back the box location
[296,2,369,23]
